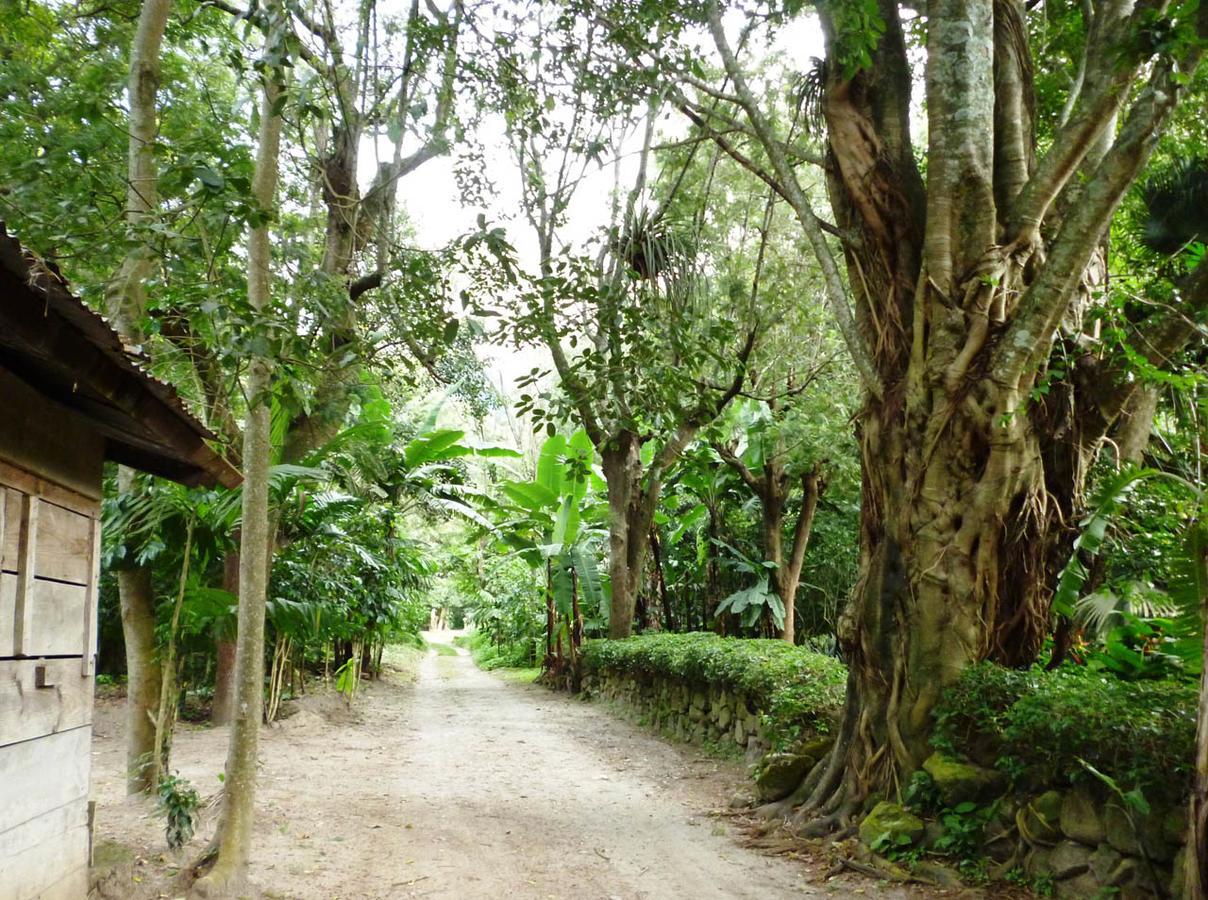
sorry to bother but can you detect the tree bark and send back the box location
[780,468,822,644]
[193,31,284,894]
[211,638,236,725]
[117,553,161,794]
[211,550,240,725]
[650,528,674,632]
[600,431,671,638]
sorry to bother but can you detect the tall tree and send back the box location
[604,0,1208,824]
[106,0,173,795]
[193,4,285,890]
[479,16,759,636]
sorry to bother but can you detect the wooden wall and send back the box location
[0,371,103,900]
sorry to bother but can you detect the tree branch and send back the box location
[713,441,763,493]
[994,36,1208,387]
[704,0,882,399]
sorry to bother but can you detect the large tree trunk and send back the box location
[117,551,161,794]
[193,39,284,895]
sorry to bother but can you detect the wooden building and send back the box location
[0,225,239,899]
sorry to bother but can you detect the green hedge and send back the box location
[934,662,1196,802]
[581,633,847,748]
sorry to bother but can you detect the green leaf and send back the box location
[501,480,559,511]
[537,433,568,496]
[403,429,468,467]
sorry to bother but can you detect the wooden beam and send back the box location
[0,460,99,518]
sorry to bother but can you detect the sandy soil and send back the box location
[89,634,987,899]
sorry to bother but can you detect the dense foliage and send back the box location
[934,663,1198,804]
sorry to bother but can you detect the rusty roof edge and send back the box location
[0,222,242,488]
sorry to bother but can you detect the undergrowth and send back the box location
[463,629,540,671]
[934,662,1196,802]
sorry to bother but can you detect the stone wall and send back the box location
[584,662,1186,898]
[867,753,1188,899]
[580,669,770,760]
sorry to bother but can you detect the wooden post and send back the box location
[0,489,7,572]
[12,495,38,656]
[81,516,100,676]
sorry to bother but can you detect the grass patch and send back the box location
[425,639,459,657]
[381,641,428,681]
[492,666,541,684]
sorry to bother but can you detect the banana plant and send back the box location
[491,428,608,687]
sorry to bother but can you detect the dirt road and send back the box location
[91,636,927,898]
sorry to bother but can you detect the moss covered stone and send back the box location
[755,752,813,802]
[1021,790,1064,843]
[1059,785,1105,845]
[921,751,1005,805]
[858,801,925,848]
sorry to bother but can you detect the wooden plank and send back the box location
[0,459,100,519]
[1,573,88,659]
[82,516,100,675]
[0,368,104,500]
[0,800,89,900]
[33,499,93,585]
[0,573,12,656]
[28,578,88,658]
[0,725,90,835]
[12,494,37,655]
[0,486,16,572]
[0,658,93,748]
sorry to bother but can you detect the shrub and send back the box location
[934,662,1196,802]
[581,632,847,748]
[155,773,201,850]
[466,629,539,670]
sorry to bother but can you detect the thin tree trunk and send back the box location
[650,528,674,632]
[1182,516,1208,900]
[108,0,173,797]
[780,467,823,644]
[705,503,720,632]
[544,560,555,672]
[760,497,785,638]
[211,550,239,724]
[193,34,284,893]
[150,522,193,787]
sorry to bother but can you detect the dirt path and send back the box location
[91,636,955,899]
